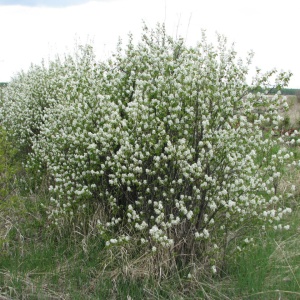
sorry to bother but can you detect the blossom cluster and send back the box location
[0,24,298,266]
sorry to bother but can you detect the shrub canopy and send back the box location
[0,24,298,272]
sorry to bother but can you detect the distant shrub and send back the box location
[1,24,299,275]
[0,62,61,153]
[277,88,299,96]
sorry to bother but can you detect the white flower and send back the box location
[211,265,217,274]
[203,229,209,239]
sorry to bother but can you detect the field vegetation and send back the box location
[0,24,300,299]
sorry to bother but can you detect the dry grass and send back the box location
[0,268,67,300]
[283,96,300,128]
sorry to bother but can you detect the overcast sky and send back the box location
[0,0,299,88]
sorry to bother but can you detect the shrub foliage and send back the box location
[1,24,299,273]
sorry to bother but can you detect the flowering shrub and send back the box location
[1,24,299,271]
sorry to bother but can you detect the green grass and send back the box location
[224,210,300,300]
